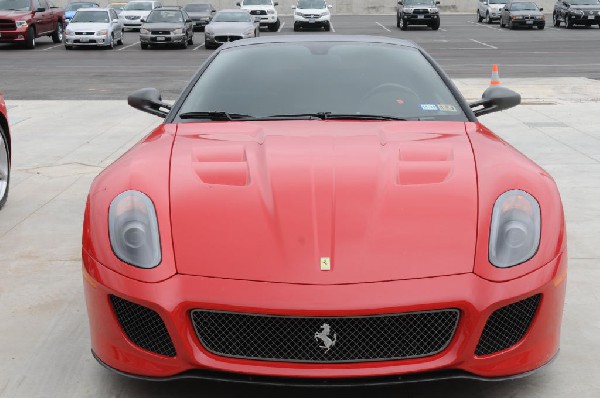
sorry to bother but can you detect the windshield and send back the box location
[242,0,271,5]
[147,10,183,23]
[178,42,467,122]
[124,2,153,11]
[510,2,538,10]
[71,10,108,22]
[0,0,30,11]
[297,0,326,9]
[488,0,505,4]
[403,0,436,6]
[65,2,96,11]
[184,3,211,11]
[568,0,600,4]
[213,11,251,22]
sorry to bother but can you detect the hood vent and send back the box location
[192,145,249,186]
[397,144,454,185]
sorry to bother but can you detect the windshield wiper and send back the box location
[178,111,253,121]
[268,112,412,121]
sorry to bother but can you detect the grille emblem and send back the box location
[320,257,331,271]
[314,323,337,351]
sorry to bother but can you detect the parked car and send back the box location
[500,0,545,29]
[236,0,280,31]
[396,0,441,30]
[182,3,215,31]
[64,1,99,24]
[204,9,259,49]
[292,0,332,31]
[0,92,9,210]
[553,0,600,28]
[477,0,507,23]
[64,8,124,49]
[0,0,64,49]
[139,6,194,49]
[120,0,162,31]
[107,2,127,16]
[84,35,566,385]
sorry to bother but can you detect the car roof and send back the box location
[153,6,183,10]
[77,7,109,11]
[220,35,419,50]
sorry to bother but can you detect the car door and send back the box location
[182,10,192,38]
[557,0,567,20]
[33,0,51,34]
[109,9,122,39]
[478,0,485,18]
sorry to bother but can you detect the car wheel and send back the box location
[52,22,63,43]
[400,15,408,31]
[508,19,514,29]
[566,16,574,29]
[140,42,148,50]
[0,124,10,210]
[65,45,73,50]
[538,23,545,29]
[24,26,35,49]
[269,19,280,32]
[477,10,483,23]
[553,13,560,27]
[324,21,331,31]
[486,12,492,24]
[294,21,301,31]
[181,37,188,49]
[118,30,124,45]
[398,14,402,27]
[187,33,194,45]
[431,20,440,30]
[107,34,114,49]
[204,40,213,49]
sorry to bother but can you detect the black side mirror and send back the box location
[469,86,521,117]
[140,18,146,22]
[128,88,172,118]
[236,1,240,5]
[436,1,440,4]
[274,1,279,5]
[539,7,543,11]
[36,7,46,12]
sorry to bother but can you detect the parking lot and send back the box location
[1,13,600,398]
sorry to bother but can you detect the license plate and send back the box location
[588,15,595,19]
[156,36,165,41]
[417,15,424,19]
[308,18,315,23]
[526,20,533,24]
[81,38,89,42]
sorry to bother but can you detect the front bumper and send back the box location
[140,33,186,45]
[0,27,29,43]
[255,14,277,25]
[123,19,142,28]
[403,13,439,25]
[84,250,566,380]
[567,13,600,24]
[65,34,111,46]
[294,15,330,26]
[510,18,545,27]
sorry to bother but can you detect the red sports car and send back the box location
[0,92,10,210]
[82,36,567,385]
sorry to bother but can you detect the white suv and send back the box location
[236,0,280,31]
[292,0,332,31]
[477,0,507,23]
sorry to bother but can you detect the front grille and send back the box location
[412,9,429,14]
[250,10,267,15]
[302,14,320,18]
[75,32,95,35]
[0,20,16,30]
[110,295,176,357]
[125,15,140,20]
[192,309,459,363]
[475,294,541,356]
[151,30,172,35]
[215,35,242,43]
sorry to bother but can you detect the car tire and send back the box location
[24,26,35,49]
[486,12,492,24]
[52,22,63,43]
[269,19,280,32]
[400,15,408,30]
[566,16,574,29]
[140,42,148,50]
[324,21,331,31]
[477,10,483,23]
[294,21,301,31]
[538,24,545,29]
[398,14,402,27]
[187,33,193,45]
[508,19,514,29]
[0,124,10,211]
[118,30,124,45]
[181,38,188,49]
[65,45,73,50]
[431,20,440,30]
[204,41,213,49]
[107,34,114,49]
[553,13,560,27]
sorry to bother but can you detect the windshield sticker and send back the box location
[438,104,458,112]
[420,104,438,111]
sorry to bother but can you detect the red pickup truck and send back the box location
[0,0,64,49]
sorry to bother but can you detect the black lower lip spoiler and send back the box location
[92,350,558,387]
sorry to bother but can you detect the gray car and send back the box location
[64,8,124,49]
[500,0,545,29]
[139,7,194,49]
[204,9,260,49]
[183,3,216,31]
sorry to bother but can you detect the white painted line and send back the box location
[376,22,391,32]
[329,21,335,32]
[193,42,205,51]
[439,28,447,32]
[470,38,498,49]
[277,21,285,32]
[42,44,63,51]
[118,41,139,51]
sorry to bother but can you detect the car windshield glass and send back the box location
[178,42,467,122]
[488,0,505,4]
[510,2,537,10]
[71,10,109,22]
[184,3,210,11]
[65,2,95,11]
[569,0,600,4]
[124,2,152,10]
[243,0,271,5]
[0,0,30,11]
[297,0,326,8]
[147,10,183,23]
[403,0,436,6]
[213,11,251,22]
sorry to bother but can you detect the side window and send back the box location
[110,9,117,20]
[33,0,43,10]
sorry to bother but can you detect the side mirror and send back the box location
[291,5,296,9]
[436,1,440,4]
[36,7,46,12]
[328,4,332,8]
[140,18,146,22]
[469,86,521,117]
[274,1,279,5]
[539,7,543,11]
[236,1,240,5]
[128,88,172,118]
[398,1,402,4]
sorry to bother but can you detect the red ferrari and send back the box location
[83,36,567,385]
[0,92,10,210]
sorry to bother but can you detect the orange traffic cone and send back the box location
[490,64,501,86]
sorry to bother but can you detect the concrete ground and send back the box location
[1,78,599,397]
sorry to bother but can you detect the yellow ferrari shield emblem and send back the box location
[320,257,331,271]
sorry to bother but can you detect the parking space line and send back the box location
[277,21,285,32]
[42,44,63,51]
[193,42,205,51]
[118,42,139,51]
[470,38,498,49]
[376,22,391,32]
[469,21,503,31]
[439,28,447,31]
[330,21,335,32]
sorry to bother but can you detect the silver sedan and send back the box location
[64,8,125,49]
[204,9,260,49]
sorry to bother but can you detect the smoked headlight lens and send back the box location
[489,190,540,268]
[109,190,161,268]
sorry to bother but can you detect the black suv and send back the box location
[553,0,600,28]
[396,0,441,30]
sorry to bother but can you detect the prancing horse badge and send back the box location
[320,257,331,271]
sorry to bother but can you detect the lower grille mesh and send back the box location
[475,294,541,356]
[192,309,459,363]
[110,295,176,357]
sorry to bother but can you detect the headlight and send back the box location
[173,28,183,34]
[512,15,524,20]
[15,20,28,28]
[572,9,584,15]
[535,15,544,19]
[320,11,329,17]
[109,190,161,268]
[430,8,439,13]
[295,11,302,16]
[140,28,149,34]
[489,190,541,268]
[267,9,275,14]
[403,8,413,14]
[96,29,108,36]
[65,29,74,35]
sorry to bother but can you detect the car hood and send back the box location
[0,10,30,19]
[169,121,478,284]
[296,7,328,13]
[510,10,543,15]
[570,5,600,10]
[66,22,109,30]
[206,21,253,34]
[142,22,183,30]
[187,11,212,17]
[240,5,273,10]
[120,10,151,17]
